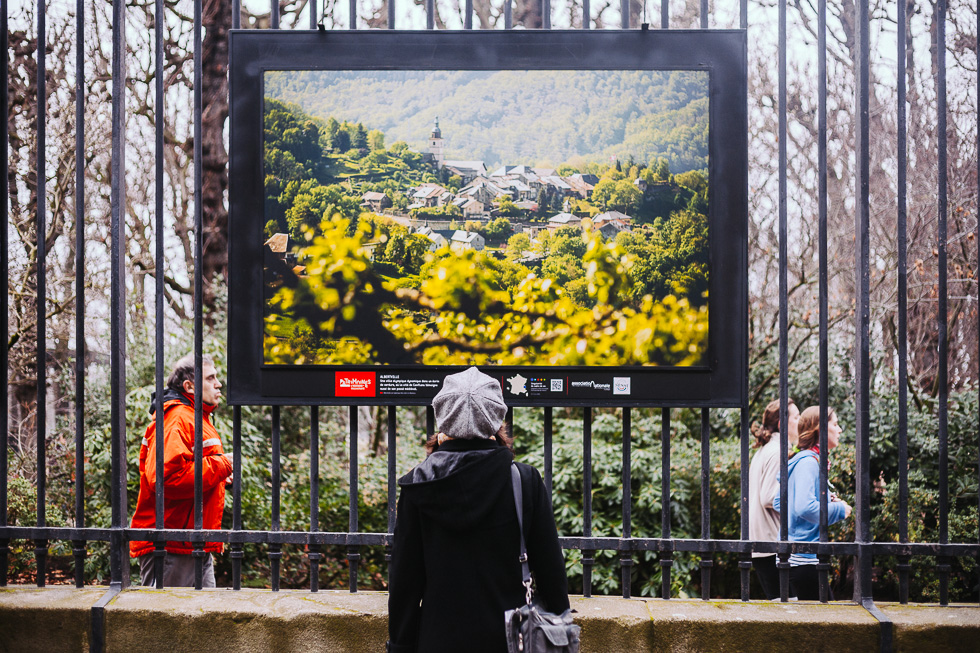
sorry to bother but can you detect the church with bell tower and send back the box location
[428,117,444,169]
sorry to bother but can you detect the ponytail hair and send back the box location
[751,398,795,448]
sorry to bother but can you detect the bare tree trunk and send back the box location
[514,0,542,28]
[201,0,231,308]
[357,405,375,452]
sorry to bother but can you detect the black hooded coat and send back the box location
[387,438,570,653]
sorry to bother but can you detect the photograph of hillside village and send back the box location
[261,70,710,367]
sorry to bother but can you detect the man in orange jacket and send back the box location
[129,354,233,587]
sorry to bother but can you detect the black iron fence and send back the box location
[2,0,978,625]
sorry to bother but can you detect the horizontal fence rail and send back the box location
[2,0,978,629]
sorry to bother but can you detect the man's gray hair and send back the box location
[166,353,215,393]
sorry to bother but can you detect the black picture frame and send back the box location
[228,29,747,407]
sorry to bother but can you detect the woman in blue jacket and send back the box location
[773,406,852,600]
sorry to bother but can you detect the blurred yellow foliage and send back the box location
[264,214,707,367]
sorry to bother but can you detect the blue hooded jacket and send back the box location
[772,450,846,562]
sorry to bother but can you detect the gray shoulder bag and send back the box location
[504,464,580,653]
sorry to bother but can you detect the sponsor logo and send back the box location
[570,380,612,391]
[507,374,528,396]
[613,377,631,395]
[529,377,550,393]
[335,372,376,397]
[550,379,564,392]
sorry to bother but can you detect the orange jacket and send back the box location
[129,391,233,558]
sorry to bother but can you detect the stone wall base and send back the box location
[1,586,977,652]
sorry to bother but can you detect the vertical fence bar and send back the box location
[109,0,130,589]
[896,0,911,605]
[816,0,831,605]
[660,407,672,599]
[271,0,279,29]
[192,0,206,592]
[504,0,512,30]
[387,0,395,29]
[852,0,873,603]
[621,408,632,598]
[231,406,243,590]
[582,407,593,598]
[270,406,281,591]
[426,0,434,29]
[35,0,49,588]
[349,0,356,28]
[739,407,750,601]
[310,0,317,29]
[0,0,8,589]
[233,0,241,28]
[660,0,667,29]
[738,0,750,594]
[543,407,553,496]
[582,0,589,29]
[936,0,950,606]
[349,406,360,592]
[620,0,628,28]
[386,406,397,572]
[699,0,706,28]
[309,406,321,592]
[699,408,712,599]
[776,0,790,604]
[542,0,551,29]
[465,0,473,29]
[15,0,976,609]
[153,0,168,589]
[73,0,88,589]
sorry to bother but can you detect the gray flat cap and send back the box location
[432,367,507,439]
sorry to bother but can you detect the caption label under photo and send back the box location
[502,374,632,398]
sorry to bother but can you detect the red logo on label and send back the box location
[335,372,376,397]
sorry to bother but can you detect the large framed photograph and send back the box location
[228,29,747,407]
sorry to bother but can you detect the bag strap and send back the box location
[510,463,533,605]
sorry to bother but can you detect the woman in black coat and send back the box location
[387,367,570,653]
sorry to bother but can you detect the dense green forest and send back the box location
[264,70,709,171]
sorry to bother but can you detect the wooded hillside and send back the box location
[264,70,709,171]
